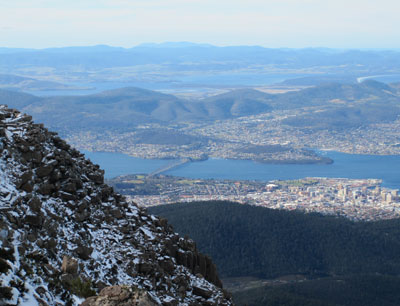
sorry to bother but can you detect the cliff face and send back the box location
[0,105,232,305]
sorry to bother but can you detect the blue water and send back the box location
[83,151,170,178]
[83,150,400,189]
[364,74,400,84]
[27,73,306,97]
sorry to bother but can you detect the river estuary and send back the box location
[83,150,400,190]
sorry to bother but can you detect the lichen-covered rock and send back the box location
[61,256,79,274]
[0,105,233,305]
[81,286,157,306]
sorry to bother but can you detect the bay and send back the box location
[26,73,305,97]
[83,151,171,179]
[84,150,400,189]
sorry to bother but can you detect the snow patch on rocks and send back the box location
[0,105,232,305]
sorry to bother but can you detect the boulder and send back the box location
[62,181,77,194]
[16,170,32,188]
[193,285,213,299]
[75,245,93,260]
[61,255,78,274]
[21,182,33,192]
[81,286,157,306]
[49,169,62,183]
[159,258,175,274]
[28,197,42,213]
[32,151,43,164]
[38,182,54,196]
[110,209,123,219]
[75,211,90,222]
[36,164,54,178]
[87,171,104,185]
[59,191,76,201]
[24,214,42,228]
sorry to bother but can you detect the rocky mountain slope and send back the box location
[0,105,232,305]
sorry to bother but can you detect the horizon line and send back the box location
[1,42,400,52]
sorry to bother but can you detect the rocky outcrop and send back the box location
[81,286,157,306]
[0,105,233,305]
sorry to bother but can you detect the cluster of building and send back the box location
[66,106,400,165]
[256,178,400,221]
[66,128,326,163]
[119,176,400,221]
[188,109,400,156]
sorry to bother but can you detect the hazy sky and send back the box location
[1,0,399,49]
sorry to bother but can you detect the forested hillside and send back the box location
[149,201,400,306]
[149,201,400,279]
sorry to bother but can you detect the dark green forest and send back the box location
[233,274,400,306]
[149,201,400,306]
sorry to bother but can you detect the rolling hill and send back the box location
[199,89,273,118]
[0,74,84,91]
[1,80,399,135]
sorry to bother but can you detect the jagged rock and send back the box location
[159,257,175,274]
[138,262,154,275]
[36,164,54,178]
[21,181,34,192]
[77,201,89,213]
[45,238,57,251]
[110,209,122,219]
[61,256,78,274]
[198,254,207,277]
[59,191,76,201]
[38,182,54,195]
[193,285,213,299]
[164,239,178,258]
[75,245,93,260]
[53,136,70,150]
[62,181,77,194]
[28,196,42,213]
[163,297,178,306]
[26,251,49,263]
[43,263,59,277]
[75,211,90,222]
[16,170,32,188]
[22,150,43,164]
[24,213,42,227]
[50,169,62,182]
[87,171,104,185]
[176,250,187,267]
[0,106,233,306]
[27,233,37,242]
[100,185,114,201]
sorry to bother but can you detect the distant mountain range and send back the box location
[1,44,400,69]
[1,44,400,91]
[1,80,399,134]
[0,74,89,92]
